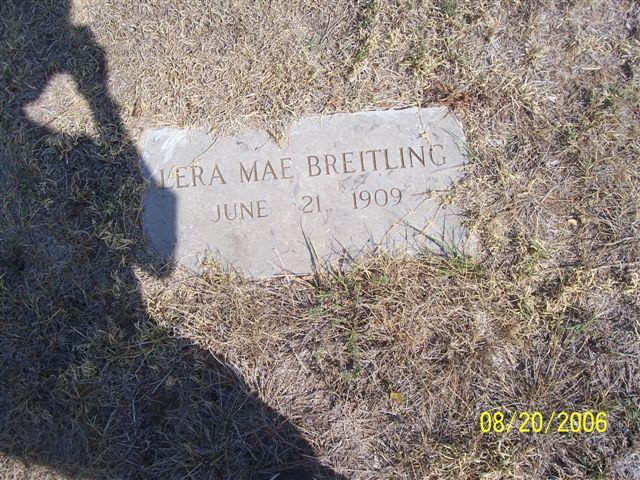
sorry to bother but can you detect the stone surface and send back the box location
[140,107,469,277]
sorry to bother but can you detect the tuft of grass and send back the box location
[442,0,458,17]
[348,0,380,81]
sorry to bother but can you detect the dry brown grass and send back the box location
[1,0,639,479]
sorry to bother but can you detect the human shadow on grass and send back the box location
[0,2,343,479]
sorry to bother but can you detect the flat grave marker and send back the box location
[140,107,470,276]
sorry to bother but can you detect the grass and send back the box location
[1,0,639,479]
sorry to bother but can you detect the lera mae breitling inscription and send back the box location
[140,107,470,277]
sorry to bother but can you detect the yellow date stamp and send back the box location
[479,410,607,434]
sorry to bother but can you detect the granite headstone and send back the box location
[140,107,469,276]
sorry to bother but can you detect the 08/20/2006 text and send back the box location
[479,411,607,434]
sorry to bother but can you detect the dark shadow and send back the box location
[0,2,344,479]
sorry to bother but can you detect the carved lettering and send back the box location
[323,154,339,175]
[408,146,426,167]
[240,161,259,183]
[262,160,278,181]
[280,157,293,179]
[399,147,406,168]
[141,108,466,276]
[383,149,397,170]
[366,149,381,171]
[208,164,227,185]
[191,165,205,186]
[175,167,188,188]
[240,159,295,182]
[429,144,446,166]
[307,155,321,177]
[256,200,268,218]
[159,168,168,189]
[341,152,356,174]
[212,200,269,222]
[155,144,442,190]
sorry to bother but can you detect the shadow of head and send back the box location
[0,1,344,478]
[2,0,176,272]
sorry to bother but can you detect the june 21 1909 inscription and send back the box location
[140,107,469,276]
